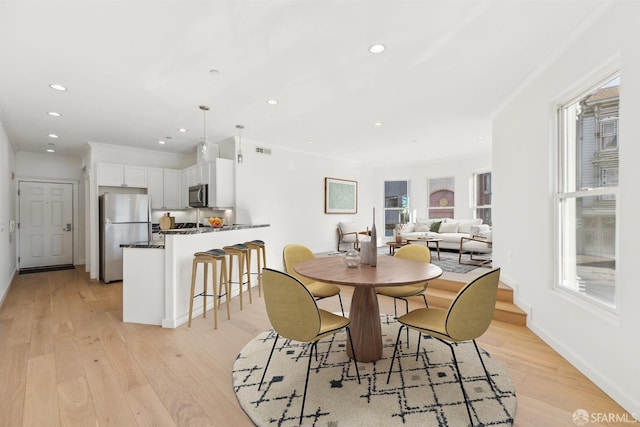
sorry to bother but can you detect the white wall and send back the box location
[493,2,639,415]
[235,139,373,258]
[0,121,17,305]
[373,153,491,224]
[87,142,193,169]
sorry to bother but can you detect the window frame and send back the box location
[427,177,454,219]
[472,171,492,226]
[555,71,620,311]
[383,180,410,237]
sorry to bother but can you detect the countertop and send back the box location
[120,224,270,249]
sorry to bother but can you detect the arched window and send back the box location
[428,177,454,218]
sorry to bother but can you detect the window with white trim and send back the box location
[557,74,619,308]
[473,172,492,226]
[384,180,410,237]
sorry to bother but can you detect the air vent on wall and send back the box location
[255,147,272,155]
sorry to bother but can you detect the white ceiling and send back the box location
[0,0,609,166]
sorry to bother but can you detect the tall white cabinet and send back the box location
[206,158,234,208]
[147,168,181,210]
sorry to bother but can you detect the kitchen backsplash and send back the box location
[151,208,234,227]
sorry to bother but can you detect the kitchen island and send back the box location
[122,224,271,327]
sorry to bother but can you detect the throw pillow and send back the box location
[429,221,442,232]
[438,221,459,233]
[415,222,430,232]
[406,223,416,232]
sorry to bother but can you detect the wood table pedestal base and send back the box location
[347,287,382,362]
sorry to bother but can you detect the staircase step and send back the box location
[429,277,515,303]
[424,278,527,326]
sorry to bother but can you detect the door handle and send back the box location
[63,223,71,231]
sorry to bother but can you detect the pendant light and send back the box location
[199,105,210,162]
[236,124,244,164]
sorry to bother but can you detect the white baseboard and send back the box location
[527,320,639,417]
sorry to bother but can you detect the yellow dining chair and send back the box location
[376,244,431,317]
[258,268,361,425]
[386,267,501,427]
[283,244,344,316]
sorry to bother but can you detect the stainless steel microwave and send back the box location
[188,184,208,208]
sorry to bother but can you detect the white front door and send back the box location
[19,181,73,269]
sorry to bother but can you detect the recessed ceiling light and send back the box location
[369,44,385,54]
[47,111,61,117]
[178,128,187,133]
[267,99,278,105]
[49,84,67,91]
[374,122,383,127]
[158,140,166,145]
[46,149,55,153]
[307,141,314,144]
[48,134,58,138]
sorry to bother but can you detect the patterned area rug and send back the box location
[233,315,516,426]
[378,247,489,274]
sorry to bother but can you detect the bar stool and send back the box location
[223,243,252,310]
[188,248,230,329]
[244,240,266,297]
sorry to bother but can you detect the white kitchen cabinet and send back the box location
[206,158,234,208]
[96,162,124,186]
[185,165,197,188]
[184,164,208,188]
[180,169,189,208]
[147,168,164,209]
[163,169,181,209]
[125,165,148,187]
[148,167,181,209]
[97,163,147,188]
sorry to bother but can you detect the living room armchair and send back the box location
[337,221,371,252]
[458,225,492,266]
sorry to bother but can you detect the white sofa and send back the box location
[397,218,492,253]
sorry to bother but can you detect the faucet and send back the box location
[195,208,200,229]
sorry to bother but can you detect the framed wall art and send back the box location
[324,177,357,214]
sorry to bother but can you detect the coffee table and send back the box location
[385,240,407,255]
[405,237,443,260]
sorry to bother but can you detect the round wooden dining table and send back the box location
[294,255,442,362]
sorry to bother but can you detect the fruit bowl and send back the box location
[208,217,224,228]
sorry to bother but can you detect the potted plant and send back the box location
[394,224,405,244]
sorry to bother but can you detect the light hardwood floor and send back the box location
[0,267,631,426]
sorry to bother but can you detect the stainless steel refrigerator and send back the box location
[99,193,151,283]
